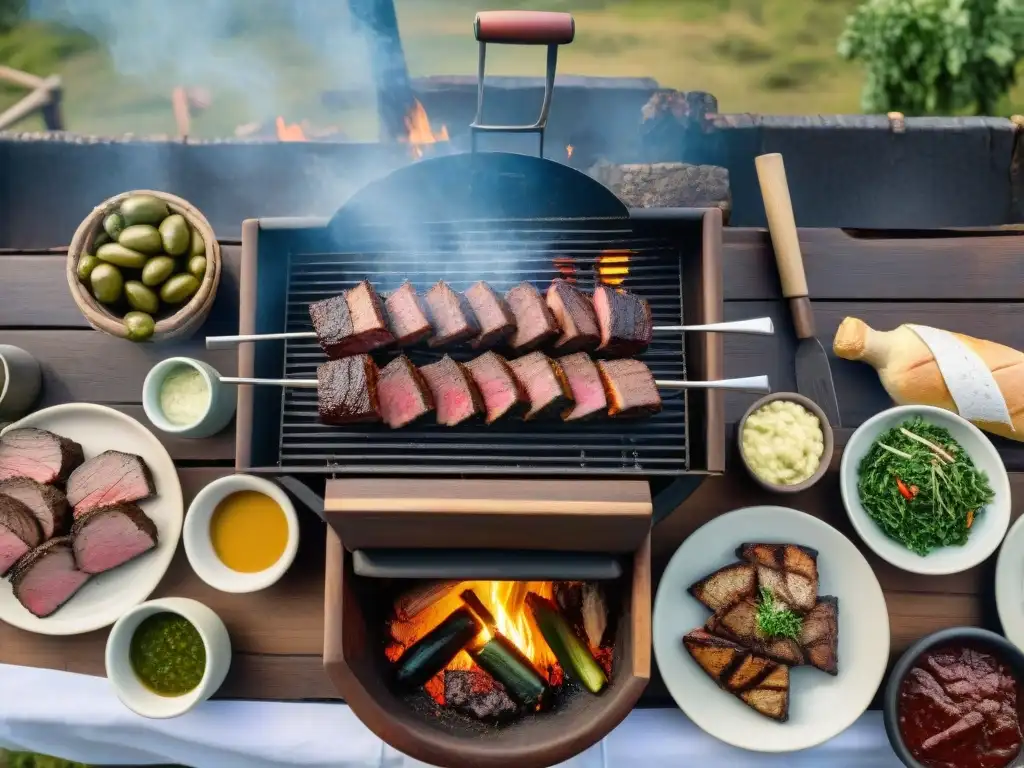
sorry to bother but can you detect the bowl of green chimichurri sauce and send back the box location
[105,597,232,718]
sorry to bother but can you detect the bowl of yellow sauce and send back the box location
[183,474,299,593]
[105,596,231,719]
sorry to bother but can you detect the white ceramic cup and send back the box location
[142,357,235,439]
[0,344,42,422]
[105,597,232,719]
[183,474,299,593]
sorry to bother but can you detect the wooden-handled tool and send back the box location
[755,152,841,426]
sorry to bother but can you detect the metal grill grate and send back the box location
[277,219,690,475]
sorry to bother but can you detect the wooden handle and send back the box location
[755,153,808,300]
[474,11,575,45]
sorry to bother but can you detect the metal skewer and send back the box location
[218,374,771,394]
[206,317,774,348]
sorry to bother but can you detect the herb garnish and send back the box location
[755,587,803,640]
[856,416,994,556]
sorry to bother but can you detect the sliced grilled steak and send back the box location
[465,351,528,424]
[318,355,381,425]
[423,282,479,347]
[66,451,156,519]
[505,282,559,353]
[509,352,573,420]
[384,281,432,347]
[800,596,839,675]
[597,359,662,417]
[0,495,42,576]
[309,283,393,359]
[346,280,395,350]
[71,503,159,575]
[420,355,484,426]
[0,428,84,485]
[10,537,89,618]
[465,281,515,349]
[704,596,805,666]
[547,279,599,352]
[557,353,607,421]
[0,478,70,539]
[593,286,653,356]
[379,355,434,429]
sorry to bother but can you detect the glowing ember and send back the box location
[553,256,577,280]
[402,99,449,159]
[276,117,307,142]
[597,250,632,286]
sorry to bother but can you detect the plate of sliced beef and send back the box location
[652,506,889,753]
[0,404,181,635]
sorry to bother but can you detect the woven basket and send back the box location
[66,190,221,342]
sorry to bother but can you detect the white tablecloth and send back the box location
[0,664,901,767]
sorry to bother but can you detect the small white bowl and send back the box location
[183,474,299,593]
[839,404,1011,575]
[142,356,236,439]
[105,597,231,719]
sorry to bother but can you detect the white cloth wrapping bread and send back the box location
[907,325,1014,429]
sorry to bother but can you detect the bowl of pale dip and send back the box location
[143,357,236,439]
[738,392,834,493]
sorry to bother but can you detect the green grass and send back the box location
[0,0,1023,137]
[0,751,88,768]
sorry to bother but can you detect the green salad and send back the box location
[856,416,994,556]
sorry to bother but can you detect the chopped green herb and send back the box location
[856,416,994,557]
[755,587,803,640]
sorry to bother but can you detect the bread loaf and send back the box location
[833,317,1024,442]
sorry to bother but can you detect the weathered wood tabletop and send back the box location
[2,226,1022,706]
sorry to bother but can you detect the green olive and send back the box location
[93,230,111,248]
[124,311,155,342]
[96,242,148,269]
[118,224,163,255]
[159,273,200,305]
[103,212,125,240]
[141,256,176,287]
[125,280,160,314]
[187,255,207,281]
[159,214,190,256]
[190,228,205,257]
[77,253,100,284]
[119,195,169,226]
[89,262,124,305]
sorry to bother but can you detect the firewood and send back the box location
[590,161,731,221]
[395,580,462,621]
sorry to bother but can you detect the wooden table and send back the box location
[2,226,1022,707]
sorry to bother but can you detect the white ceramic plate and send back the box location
[653,506,889,753]
[995,514,1024,652]
[839,405,1011,575]
[0,404,183,635]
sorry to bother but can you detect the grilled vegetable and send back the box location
[89,263,123,304]
[160,273,200,305]
[76,253,100,283]
[124,311,155,342]
[526,592,607,694]
[125,281,159,314]
[118,225,163,255]
[141,256,176,287]
[159,214,190,255]
[120,195,169,226]
[469,633,547,708]
[394,606,480,688]
[96,242,147,270]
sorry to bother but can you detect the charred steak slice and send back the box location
[346,280,395,351]
[799,596,839,675]
[0,478,69,539]
[309,294,355,359]
[547,279,599,353]
[557,353,607,421]
[465,351,528,424]
[0,495,43,576]
[309,283,393,359]
[465,281,516,349]
[10,537,90,618]
[318,355,381,425]
[704,596,805,666]
[420,355,484,427]
[0,428,85,485]
[379,355,434,429]
[72,503,159,575]
[423,282,479,347]
[384,281,432,347]
[596,359,662,417]
[688,561,757,612]
[505,282,559,353]
[736,543,819,613]
[66,450,156,520]
[508,352,573,421]
[593,285,653,356]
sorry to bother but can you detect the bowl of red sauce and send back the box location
[884,627,1024,768]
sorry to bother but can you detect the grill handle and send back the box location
[470,11,575,157]
[352,548,622,581]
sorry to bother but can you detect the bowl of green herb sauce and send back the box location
[840,405,1011,575]
[105,597,231,718]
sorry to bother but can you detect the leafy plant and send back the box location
[0,0,24,34]
[838,0,1024,115]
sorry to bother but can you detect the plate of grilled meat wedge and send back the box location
[653,506,889,752]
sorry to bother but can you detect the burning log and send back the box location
[394,606,480,687]
[526,593,607,695]
[444,670,521,722]
[590,161,731,222]
[395,580,463,621]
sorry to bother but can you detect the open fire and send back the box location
[401,98,449,158]
[386,580,613,723]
